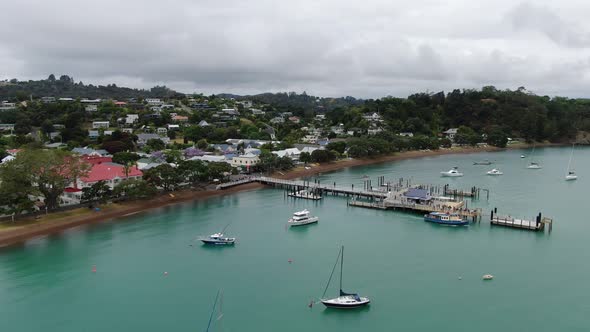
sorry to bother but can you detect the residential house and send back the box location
[362,112,383,123]
[280,112,293,118]
[41,97,56,103]
[273,148,301,161]
[146,98,162,105]
[0,123,15,132]
[88,130,99,139]
[221,108,239,116]
[288,116,300,124]
[250,108,265,116]
[0,101,16,111]
[230,152,259,168]
[121,128,133,134]
[72,147,110,157]
[76,162,143,189]
[92,121,110,129]
[161,104,175,110]
[367,128,383,135]
[189,155,230,163]
[443,128,458,141]
[172,115,189,123]
[315,114,326,121]
[167,124,180,131]
[198,120,211,127]
[81,99,101,104]
[136,133,170,146]
[156,127,168,135]
[270,117,284,124]
[399,132,414,137]
[330,124,344,135]
[58,98,74,102]
[85,105,98,112]
[114,101,127,107]
[125,114,139,125]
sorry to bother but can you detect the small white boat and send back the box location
[201,233,235,245]
[520,155,525,158]
[288,209,319,227]
[565,144,578,181]
[482,274,494,280]
[527,162,542,169]
[486,169,503,176]
[441,167,463,177]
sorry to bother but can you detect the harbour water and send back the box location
[1,147,589,331]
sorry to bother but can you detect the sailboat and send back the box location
[205,290,224,332]
[526,145,542,169]
[320,246,370,309]
[565,144,578,181]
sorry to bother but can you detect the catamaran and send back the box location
[288,209,319,227]
[320,246,370,309]
[200,224,235,245]
[565,144,578,181]
[526,145,542,169]
[440,167,463,177]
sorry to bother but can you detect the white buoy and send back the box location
[164,271,168,276]
[482,274,493,280]
[458,276,462,280]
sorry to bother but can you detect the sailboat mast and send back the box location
[566,144,575,174]
[206,290,220,332]
[340,246,343,292]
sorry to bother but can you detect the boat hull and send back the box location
[424,216,469,226]
[288,218,319,227]
[565,176,578,181]
[486,172,503,176]
[201,239,235,245]
[440,173,463,177]
[321,297,370,309]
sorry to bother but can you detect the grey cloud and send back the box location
[1,0,590,98]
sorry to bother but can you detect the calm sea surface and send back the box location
[1,147,589,331]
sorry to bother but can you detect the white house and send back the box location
[230,152,259,168]
[146,98,162,105]
[399,132,414,137]
[0,102,16,111]
[251,109,265,116]
[85,105,98,112]
[157,127,168,135]
[443,128,458,141]
[270,117,284,124]
[92,121,110,129]
[126,114,139,124]
[273,148,301,160]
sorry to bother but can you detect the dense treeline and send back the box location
[0,75,181,100]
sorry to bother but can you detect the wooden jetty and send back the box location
[256,177,388,199]
[348,198,481,221]
[490,209,553,232]
[287,190,322,200]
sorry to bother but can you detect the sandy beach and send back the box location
[0,143,555,248]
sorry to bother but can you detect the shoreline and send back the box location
[0,143,558,248]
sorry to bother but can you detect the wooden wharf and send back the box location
[490,209,553,232]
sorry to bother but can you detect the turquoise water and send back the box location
[1,147,589,331]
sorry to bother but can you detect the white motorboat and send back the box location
[520,155,525,158]
[201,233,235,245]
[527,162,542,169]
[565,144,578,181]
[486,169,503,176]
[440,167,463,177]
[288,209,319,227]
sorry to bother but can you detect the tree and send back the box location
[207,162,233,181]
[164,149,182,164]
[196,139,209,150]
[146,138,166,151]
[311,149,336,163]
[299,151,311,164]
[11,149,91,209]
[113,179,157,199]
[142,164,182,191]
[178,160,209,184]
[81,180,112,203]
[0,160,36,215]
[486,127,508,148]
[112,152,140,177]
[326,141,347,154]
[454,126,480,146]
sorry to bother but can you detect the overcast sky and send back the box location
[2,0,590,98]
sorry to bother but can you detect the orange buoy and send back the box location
[92,265,97,273]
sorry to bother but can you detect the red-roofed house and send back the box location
[76,163,143,189]
[172,115,189,123]
[82,155,113,165]
[114,101,128,107]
